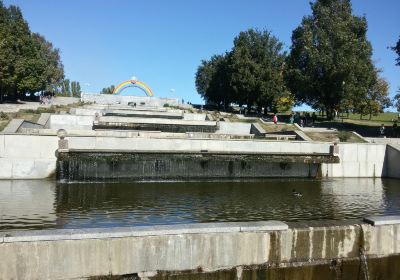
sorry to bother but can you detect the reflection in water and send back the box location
[0,178,400,231]
[0,180,57,230]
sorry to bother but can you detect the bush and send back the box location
[163,103,170,107]
[0,111,10,120]
[338,131,351,142]
[37,107,56,113]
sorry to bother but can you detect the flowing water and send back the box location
[0,178,399,231]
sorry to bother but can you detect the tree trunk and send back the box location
[247,102,252,115]
[325,107,334,120]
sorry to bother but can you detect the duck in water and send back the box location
[292,189,303,197]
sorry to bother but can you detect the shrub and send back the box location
[0,112,10,120]
[338,131,351,142]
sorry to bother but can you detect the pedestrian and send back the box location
[289,113,294,124]
[379,124,385,138]
[312,112,317,124]
[300,119,304,127]
[393,121,398,138]
[273,114,278,125]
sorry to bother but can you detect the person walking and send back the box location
[273,114,278,125]
[393,121,398,138]
[379,124,386,138]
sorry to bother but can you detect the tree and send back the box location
[195,54,233,108]
[273,91,295,113]
[394,93,400,112]
[230,29,288,112]
[32,33,64,93]
[285,0,376,120]
[355,74,391,119]
[195,29,290,113]
[0,1,64,101]
[101,85,116,94]
[393,37,400,66]
[60,79,71,96]
[71,81,81,97]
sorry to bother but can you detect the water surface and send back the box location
[0,178,399,231]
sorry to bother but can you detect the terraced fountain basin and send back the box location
[56,150,340,182]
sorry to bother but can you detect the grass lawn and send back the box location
[259,123,298,133]
[0,119,9,132]
[340,112,398,126]
[305,131,365,143]
[312,112,399,137]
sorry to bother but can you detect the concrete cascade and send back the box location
[55,150,339,181]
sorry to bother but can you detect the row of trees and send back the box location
[196,0,395,119]
[57,79,81,97]
[100,85,115,94]
[0,1,80,101]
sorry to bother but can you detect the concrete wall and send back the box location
[49,114,94,130]
[0,134,58,179]
[321,143,387,177]
[57,151,331,181]
[183,113,206,121]
[94,116,218,133]
[1,221,400,279]
[81,93,179,107]
[217,122,251,135]
[0,133,394,179]
[385,144,400,178]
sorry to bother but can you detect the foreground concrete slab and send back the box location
[1,220,400,279]
[364,215,400,226]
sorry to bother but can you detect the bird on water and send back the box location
[292,189,303,197]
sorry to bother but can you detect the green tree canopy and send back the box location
[230,29,287,112]
[285,0,376,119]
[71,81,81,97]
[195,29,290,113]
[101,85,116,94]
[0,1,64,102]
[393,37,400,66]
[354,71,391,119]
[195,54,233,108]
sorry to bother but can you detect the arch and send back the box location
[112,80,154,97]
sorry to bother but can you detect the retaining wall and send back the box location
[56,151,338,181]
[49,114,94,130]
[1,220,400,279]
[93,116,218,133]
[81,93,179,107]
[386,144,400,179]
[0,133,397,179]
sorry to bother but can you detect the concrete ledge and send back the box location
[2,221,288,243]
[2,119,24,133]
[2,220,400,279]
[294,130,313,141]
[364,215,400,226]
[250,123,266,136]
[37,113,51,127]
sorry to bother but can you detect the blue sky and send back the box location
[4,0,400,107]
